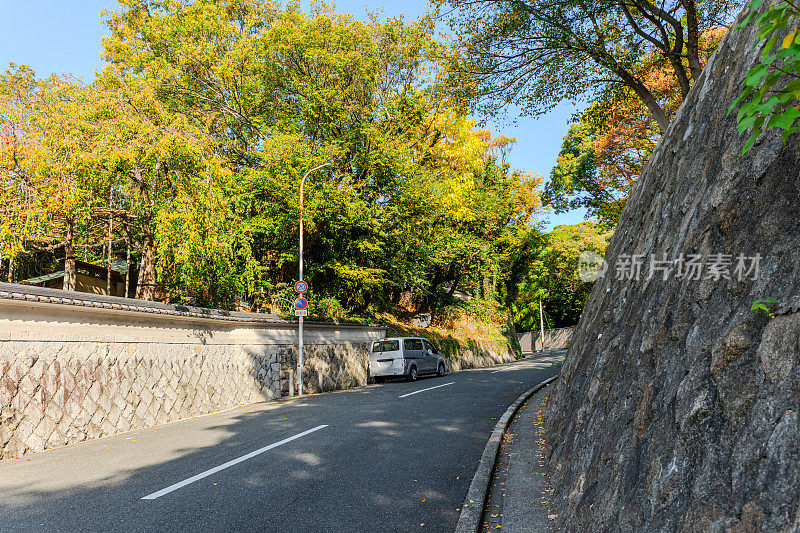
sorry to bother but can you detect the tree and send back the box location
[3,1,549,317]
[544,27,726,226]
[434,0,741,132]
[81,71,235,302]
[507,222,612,329]
[0,65,105,290]
[0,62,236,304]
[100,0,546,313]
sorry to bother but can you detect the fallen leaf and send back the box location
[421,499,426,502]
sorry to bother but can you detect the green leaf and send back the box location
[767,107,800,129]
[738,114,757,133]
[763,35,780,59]
[782,123,800,141]
[743,131,759,154]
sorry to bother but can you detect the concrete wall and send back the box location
[518,327,575,353]
[0,283,385,459]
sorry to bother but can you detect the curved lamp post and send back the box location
[297,162,331,396]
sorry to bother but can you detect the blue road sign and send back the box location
[294,297,309,310]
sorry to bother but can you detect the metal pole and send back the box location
[539,300,545,352]
[297,162,331,397]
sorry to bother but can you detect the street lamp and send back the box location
[297,162,331,396]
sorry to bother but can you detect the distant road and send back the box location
[0,353,564,532]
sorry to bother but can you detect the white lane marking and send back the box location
[399,382,454,398]
[490,369,503,373]
[141,425,328,500]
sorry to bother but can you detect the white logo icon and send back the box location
[578,251,607,282]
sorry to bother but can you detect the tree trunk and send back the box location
[628,80,671,133]
[666,53,691,98]
[599,50,672,133]
[63,218,76,291]
[136,225,156,300]
[7,256,14,283]
[681,0,703,80]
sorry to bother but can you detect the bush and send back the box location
[315,297,346,320]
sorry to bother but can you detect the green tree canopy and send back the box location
[434,0,741,132]
[506,221,612,329]
[1,0,547,317]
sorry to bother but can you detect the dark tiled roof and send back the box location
[0,282,383,329]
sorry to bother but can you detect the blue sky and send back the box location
[0,0,588,230]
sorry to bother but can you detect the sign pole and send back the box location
[297,162,330,396]
[539,300,545,352]
[298,178,304,397]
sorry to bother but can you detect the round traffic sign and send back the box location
[294,297,309,310]
[294,280,309,293]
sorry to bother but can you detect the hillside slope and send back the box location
[543,4,800,531]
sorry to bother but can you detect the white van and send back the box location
[369,337,446,382]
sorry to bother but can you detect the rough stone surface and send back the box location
[277,341,517,396]
[0,340,285,459]
[279,344,372,395]
[446,343,517,372]
[543,5,800,532]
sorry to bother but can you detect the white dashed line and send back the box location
[141,425,328,500]
[399,382,455,398]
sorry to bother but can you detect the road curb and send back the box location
[454,375,558,533]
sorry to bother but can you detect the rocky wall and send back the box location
[0,340,279,459]
[275,338,517,396]
[445,344,516,372]
[543,3,800,531]
[279,343,372,395]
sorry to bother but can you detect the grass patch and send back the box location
[378,299,521,362]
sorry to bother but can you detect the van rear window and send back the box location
[372,340,400,352]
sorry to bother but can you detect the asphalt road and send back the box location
[0,353,564,532]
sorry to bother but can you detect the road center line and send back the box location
[399,382,454,398]
[141,424,329,500]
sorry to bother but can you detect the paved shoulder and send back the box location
[481,385,557,532]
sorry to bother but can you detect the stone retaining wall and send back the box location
[518,327,575,353]
[445,344,516,372]
[0,283,385,458]
[543,4,800,530]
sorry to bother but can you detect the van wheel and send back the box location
[408,366,418,382]
[367,374,375,385]
[437,363,446,377]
